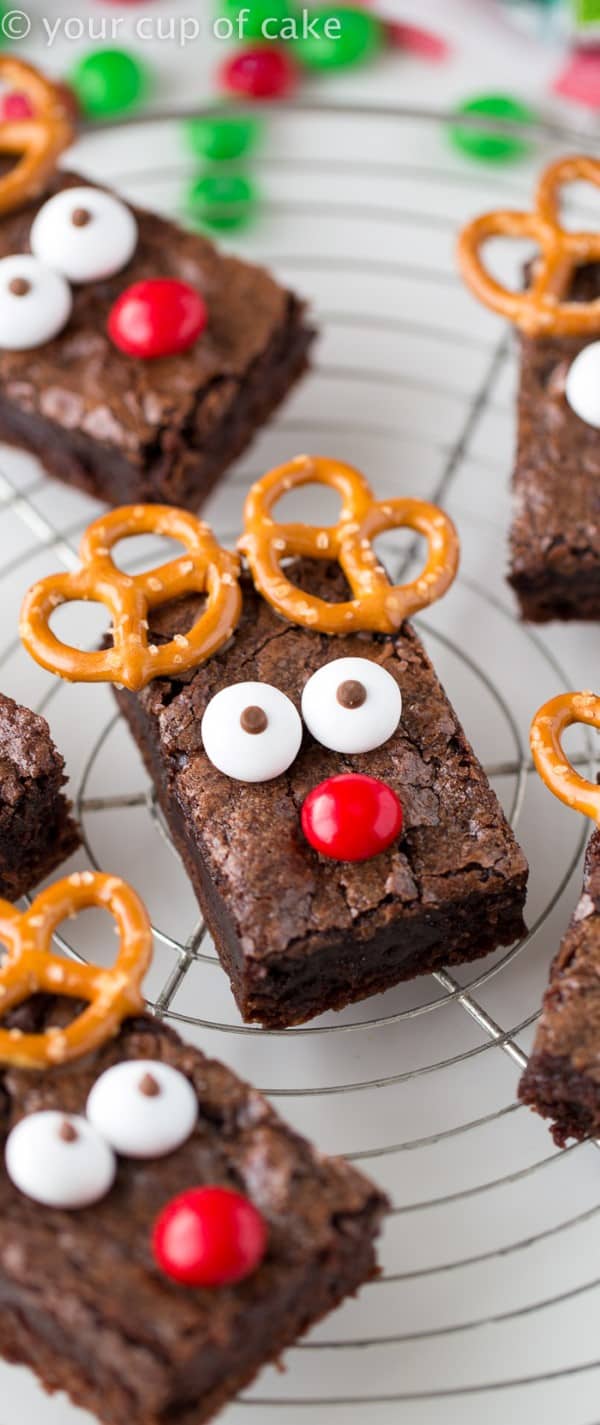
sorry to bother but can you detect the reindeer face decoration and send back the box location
[0,870,267,1286]
[0,59,208,359]
[20,457,459,865]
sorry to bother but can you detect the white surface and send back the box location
[0,89,599,1425]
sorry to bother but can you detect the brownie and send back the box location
[519,829,600,1145]
[115,562,529,1029]
[0,692,79,898]
[0,1004,387,1425]
[0,171,313,510]
[509,265,600,621]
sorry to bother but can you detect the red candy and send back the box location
[107,279,207,358]
[219,45,298,100]
[153,1186,268,1287]
[301,773,403,863]
[0,92,34,120]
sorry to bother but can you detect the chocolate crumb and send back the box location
[337,679,366,709]
[139,1072,161,1097]
[240,706,268,735]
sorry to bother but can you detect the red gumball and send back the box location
[0,92,34,120]
[153,1186,268,1287]
[107,279,207,359]
[301,773,403,863]
[219,45,298,100]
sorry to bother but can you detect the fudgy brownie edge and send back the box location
[519,829,600,1145]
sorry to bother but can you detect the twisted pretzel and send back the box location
[20,504,242,691]
[238,456,459,635]
[458,156,600,337]
[0,871,152,1070]
[530,692,600,824]
[0,58,74,215]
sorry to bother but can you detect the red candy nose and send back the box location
[107,279,207,359]
[301,773,403,863]
[153,1185,267,1287]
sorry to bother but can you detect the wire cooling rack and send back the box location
[1,100,600,1425]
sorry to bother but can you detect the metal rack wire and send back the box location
[0,101,599,1424]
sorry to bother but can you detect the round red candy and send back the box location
[0,92,34,121]
[219,45,298,100]
[301,773,403,863]
[107,279,207,359]
[153,1186,267,1287]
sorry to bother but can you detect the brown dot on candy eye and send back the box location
[8,276,31,297]
[139,1072,161,1098]
[337,679,367,710]
[71,207,92,227]
[58,1119,78,1143]
[240,705,268,735]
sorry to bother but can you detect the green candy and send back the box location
[448,93,537,164]
[292,6,383,70]
[184,113,260,162]
[69,48,150,119]
[186,173,257,231]
[219,0,292,41]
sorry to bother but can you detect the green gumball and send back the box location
[218,0,293,42]
[184,113,260,163]
[292,6,383,70]
[70,48,150,120]
[186,172,257,231]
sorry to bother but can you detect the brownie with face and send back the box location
[115,562,529,1028]
[0,171,312,509]
[0,1000,386,1425]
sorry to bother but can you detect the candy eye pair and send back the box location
[5,1060,197,1209]
[0,188,137,351]
[201,657,402,783]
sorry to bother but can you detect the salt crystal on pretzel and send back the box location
[238,454,459,635]
[530,691,600,824]
[457,156,600,337]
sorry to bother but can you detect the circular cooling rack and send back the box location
[0,101,600,1425]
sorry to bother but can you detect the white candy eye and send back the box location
[201,681,302,782]
[301,657,402,755]
[86,1060,197,1159]
[5,1112,115,1209]
[0,255,72,350]
[30,187,138,284]
[565,341,600,428]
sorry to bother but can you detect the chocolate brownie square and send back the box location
[509,265,600,621]
[0,692,79,898]
[115,562,529,1029]
[0,172,313,509]
[519,829,600,1144]
[0,1007,387,1425]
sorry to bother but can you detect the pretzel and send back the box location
[20,504,242,691]
[0,58,74,215]
[0,871,152,1070]
[530,691,600,824]
[458,156,600,337]
[238,456,459,635]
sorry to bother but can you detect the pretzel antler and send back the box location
[530,691,600,824]
[0,58,74,215]
[0,871,152,1070]
[458,156,600,337]
[239,456,459,635]
[20,504,242,691]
